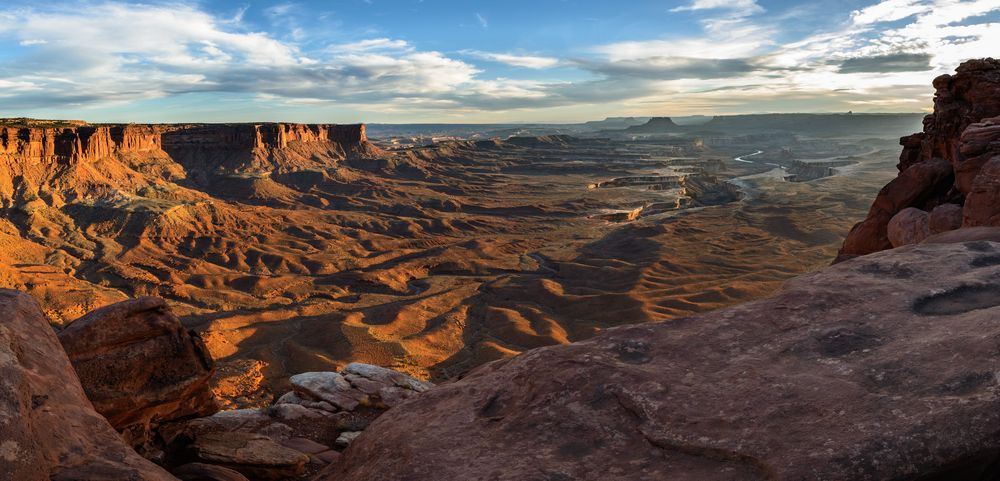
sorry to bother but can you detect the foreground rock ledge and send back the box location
[0,290,176,481]
[331,241,1000,481]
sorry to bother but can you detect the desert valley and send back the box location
[0,111,921,409]
[6,1,1000,480]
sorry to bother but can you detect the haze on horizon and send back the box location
[0,0,996,124]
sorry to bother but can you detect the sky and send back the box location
[0,0,997,123]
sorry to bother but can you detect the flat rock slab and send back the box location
[192,432,308,481]
[330,241,1000,481]
[172,463,249,481]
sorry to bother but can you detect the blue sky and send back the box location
[0,0,997,123]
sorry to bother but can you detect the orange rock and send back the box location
[58,297,218,450]
[0,290,178,481]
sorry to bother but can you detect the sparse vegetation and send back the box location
[0,118,88,129]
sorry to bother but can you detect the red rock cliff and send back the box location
[0,125,161,164]
[158,123,380,175]
[0,122,380,205]
[837,58,1000,261]
[0,123,372,166]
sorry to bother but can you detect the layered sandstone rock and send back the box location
[838,58,1000,260]
[160,123,383,176]
[58,297,218,450]
[0,290,178,481]
[331,240,1000,480]
[0,122,381,206]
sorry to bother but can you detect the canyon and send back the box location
[0,112,902,411]
[8,58,1000,480]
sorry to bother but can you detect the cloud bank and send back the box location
[0,0,997,120]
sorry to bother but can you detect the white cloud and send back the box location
[850,0,931,25]
[333,38,411,52]
[671,0,764,16]
[462,51,559,69]
[475,12,488,28]
[0,2,551,112]
[4,0,1000,119]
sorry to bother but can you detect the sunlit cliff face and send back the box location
[0,0,998,123]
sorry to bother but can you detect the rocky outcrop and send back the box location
[0,121,382,205]
[0,290,178,481]
[331,240,1000,480]
[58,297,218,451]
[838,59,1000,260]
[160,363,431,480]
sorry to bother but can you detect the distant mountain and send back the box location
[581,117,650,130]
[623,117,682,133]
[618,113,925,137]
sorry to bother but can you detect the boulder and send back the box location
[956,116,1000,193]
[288,364,431,412]
[887,207,931,247]
[58,297,218,448]
[334,432,361,449]
[0,289,178,481]
[341,363,433,408]
[837,157,952,259]
[929,203,963,233]
[289,372,366,411]
[330,241,1000,481]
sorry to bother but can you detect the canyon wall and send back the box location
[0,125,161,164]
[0,123,371,166]
[0,122,379,204]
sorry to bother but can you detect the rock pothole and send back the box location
[914,284,1000,316]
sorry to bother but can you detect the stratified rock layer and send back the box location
[0,290,178,481]
[332,241,1000,481]
[58,297,218,448]
[839,58,1000,260]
